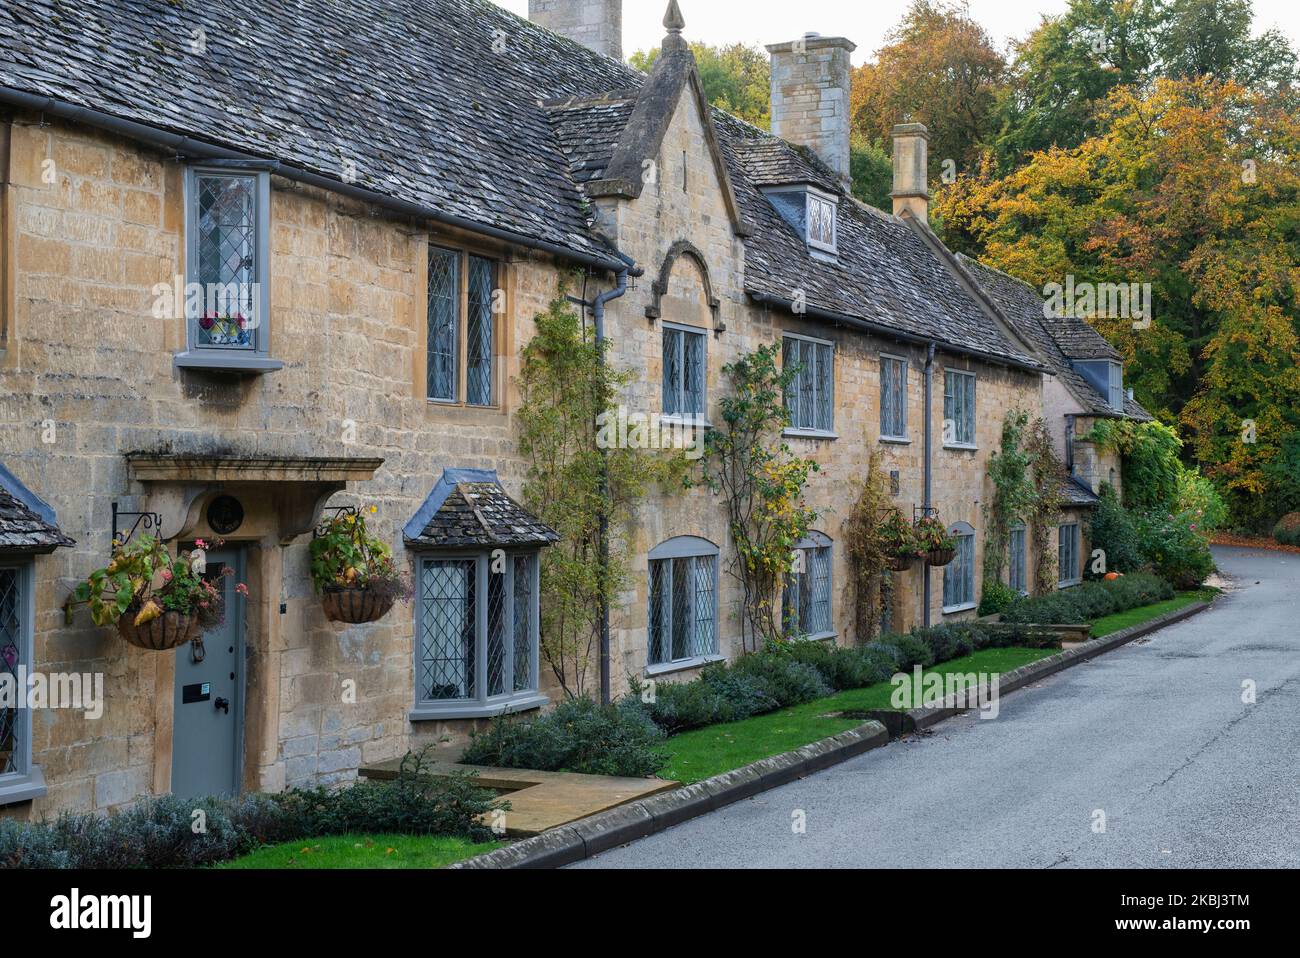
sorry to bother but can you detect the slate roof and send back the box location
[405,473,558,549]
[959,256,1153,421]
[0,0,643,265]
[1059,475,1101,508]
[0,466,74,554]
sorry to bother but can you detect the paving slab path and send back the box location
[575,547,1300,868]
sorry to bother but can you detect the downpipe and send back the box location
[923,341,936,628]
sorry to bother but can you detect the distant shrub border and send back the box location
[462,619,1060,776]
[0,750,501,869]
[1000,572,1174,625]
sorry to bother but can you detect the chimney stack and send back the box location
[766,33,856,190]
[891,122,929,220]
[528,0,623,61]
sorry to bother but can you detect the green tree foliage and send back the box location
[630,41,771,128]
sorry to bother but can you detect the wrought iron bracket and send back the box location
[314,505,358,539]
[111,502,163,552]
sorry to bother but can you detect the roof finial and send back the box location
[662,0,688,52]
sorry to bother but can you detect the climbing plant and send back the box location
[842,452,892,644]
[1025,416,1066,594]
[516,291,685,699]
[696,343,820,652]
[982,410,1036,587]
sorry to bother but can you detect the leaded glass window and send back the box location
[806,192,838,252]
[663,324,706,418]
[1009,525,1027,595]
[427,247,459,402]
[944,369,977,446]
[1058,523,1081,586]
[648,544,718,667]
[943,530,977,610]
[416,552,539,711]
[881,355,908,439]
[0,566,25,778]
[192,172,259,349]
[467,256,495,406]
[784,334,834,433]
[784,535,833,638]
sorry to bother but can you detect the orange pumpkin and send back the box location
[1104,572,1121,581]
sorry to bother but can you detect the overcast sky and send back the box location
[496,0,1300,65]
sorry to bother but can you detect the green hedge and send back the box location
[1001,572,1174,625]
[0,751,501,869]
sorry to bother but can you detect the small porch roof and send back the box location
[404,469,559,549]
[0,462,75,555]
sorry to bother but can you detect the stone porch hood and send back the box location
[124,454,385,544]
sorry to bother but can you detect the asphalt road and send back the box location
[576,546,1300,868]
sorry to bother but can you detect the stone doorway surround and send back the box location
[120,454,384,797]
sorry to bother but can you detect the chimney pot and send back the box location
[766,35,856,190]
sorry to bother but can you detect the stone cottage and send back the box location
[0,0,1145,817]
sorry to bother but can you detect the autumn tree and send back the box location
[630,41,771,128]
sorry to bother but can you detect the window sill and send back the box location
[1058,579,1082,589]
[174,351,283,375]
[943,443,978,452]
[0,767,47,806]
[793,631,837,643]
[879,435,910,445]
[660,414,711,429]
[942,602,977,615]
[408,693,548,722]
[783,428,838,440]
[645,654,725,678]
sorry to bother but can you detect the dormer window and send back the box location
[1071,359,1125,412]
[1108,362,1124,411]
[761,184,839,257]
[806,191,838,253]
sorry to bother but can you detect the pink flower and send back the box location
[194,539,207,550]
[235,583,249,597]
[199,315,215,331]
[161,569,173,581]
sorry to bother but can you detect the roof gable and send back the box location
[0,463,75,554]
[404,469,558,549]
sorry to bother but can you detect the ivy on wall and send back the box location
[983,410,1066,597]
[842,452,892,644]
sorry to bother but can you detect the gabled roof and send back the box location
[404,469,558,549]
[959,255,1153,421]
[0,463,74,554]
[0,0,640,266]
[1060,475,1101,508]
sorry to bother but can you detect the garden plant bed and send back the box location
[1090,588,1217,638]
[1211,532,1300,555]
[219,833,504,869]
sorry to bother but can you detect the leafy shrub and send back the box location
[1175,469,1228,533]
[888,631,937,671]
[1002,572,1174,624]
[1133,509,1215,589]
[1272,512,1300,546]
[779,640,891,691]
[0,751,500,869]
[462,696,666,777]
[1088,484,1143,575]
[698,664,780,718]
[978,581,1019,616]
[729,653,833,706]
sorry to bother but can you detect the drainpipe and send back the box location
[923,341,936,627]
[589,251,638,705]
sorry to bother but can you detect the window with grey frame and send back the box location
[880,355,908,439]
[943,527,976,610]
[426,246,497,406]
[662,323,707,419]
[783,334,834,433]
[944,369,976,446]
[1008,525,1028,595]
[182,166,273,366]
[784,532,833,638]
[415,552,539,713]
[1108,362,1124,411]
[648,538,719,666]
[1058,523,1081,586]
[0,564,29,784]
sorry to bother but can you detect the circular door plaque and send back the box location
[207,495,245,535]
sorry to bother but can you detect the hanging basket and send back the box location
[117,610,200,652]
[926,547,957,567]
[886,554,915,573]
[322,587,395,625]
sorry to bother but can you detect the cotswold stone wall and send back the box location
[3,97,1043,818]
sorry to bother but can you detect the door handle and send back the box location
[214,696,230,715]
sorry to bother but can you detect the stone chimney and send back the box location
[891,122,929,220]
[529,0,623,61]
[766,33,856,190]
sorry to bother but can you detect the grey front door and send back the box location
[172,548,244,800]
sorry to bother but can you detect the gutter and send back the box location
[0,87,636,275]
[746,290,1046,376]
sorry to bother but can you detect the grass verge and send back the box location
[660,646,1056,785]
[217,833,504,870]
[1089,588,1217,638]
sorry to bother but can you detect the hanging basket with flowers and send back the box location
[310,508,413,625]
[67,536,244,652]
[880,508,924,572]
[915,514,958,567]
